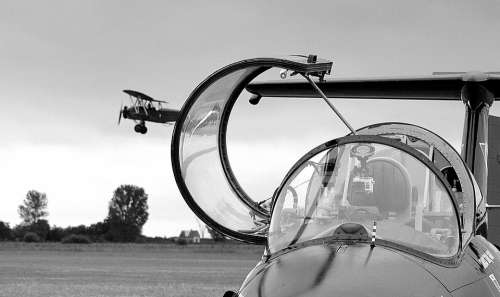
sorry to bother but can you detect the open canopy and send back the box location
[171,56,482,245]
[171,56,332,243]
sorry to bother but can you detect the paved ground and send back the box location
[0,242,263,297]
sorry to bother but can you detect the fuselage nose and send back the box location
[239,243,449,297]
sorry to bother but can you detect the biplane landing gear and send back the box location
[134,123,147,134]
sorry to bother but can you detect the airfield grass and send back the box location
[0,242,263,297]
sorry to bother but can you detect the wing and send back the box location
[123,89,168,103]
[246,74,500,100]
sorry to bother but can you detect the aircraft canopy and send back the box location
[270,135,461,258]
[171,56,480,247]
[171,56,332,243]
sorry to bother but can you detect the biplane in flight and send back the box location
[169,55,500,297]
[118,89,179,134]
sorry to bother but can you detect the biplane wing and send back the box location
[119,89,179,134]
[123,89,168,103]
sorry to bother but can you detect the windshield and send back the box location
[269,141,460,257]
[355,122,476,244]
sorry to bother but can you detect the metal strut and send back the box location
[301,73,357,134]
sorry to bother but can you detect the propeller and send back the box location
[118,103,123,125]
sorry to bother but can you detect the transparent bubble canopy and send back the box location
[171,57,333,243]
[270,136,461,257]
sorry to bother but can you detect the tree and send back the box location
[29,219,50,240]
[87,221,110,241]
[0,221,13,241]
[12,219,50,241]
[105,185,149,242]
[46,226,66,242]
[18,190,48,224]
[206,225,226,242]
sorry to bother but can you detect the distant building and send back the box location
[178,230,201,243]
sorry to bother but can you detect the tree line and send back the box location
[0,184,149,243]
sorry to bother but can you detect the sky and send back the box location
[2,0,500,237]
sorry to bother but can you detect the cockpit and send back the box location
[171,56,481,261]
[269,137,461,257]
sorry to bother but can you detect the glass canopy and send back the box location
[269,137,460,257]
[171,56,333,243]
[355,122,479,245]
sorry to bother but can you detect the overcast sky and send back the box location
[2,0,500,237]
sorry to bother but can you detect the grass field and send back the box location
[0,242,263,297]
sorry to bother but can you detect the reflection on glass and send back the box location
[179,67,268,235]
[270,143,459,257]
[356,124,475,245]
